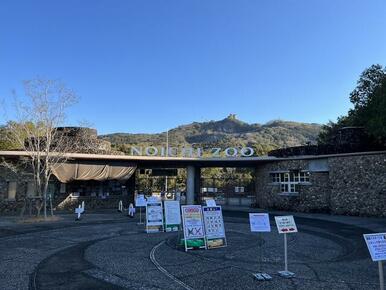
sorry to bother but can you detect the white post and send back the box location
[284,233,288,272]
[81,201,85,211]
[379,261,384,290]
[77,204,81,219]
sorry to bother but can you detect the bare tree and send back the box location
[2,78,85,219]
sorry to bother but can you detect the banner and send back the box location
[181,205,206,251]
[202,206,227,249]
[146,201,164,233]
[164,200,181,232]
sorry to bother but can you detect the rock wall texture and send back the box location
[256,152,386,217]
[328,154,386,216]
[255,160,330,213]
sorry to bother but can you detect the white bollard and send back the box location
[128,203,135,218]
[75,204,82,221]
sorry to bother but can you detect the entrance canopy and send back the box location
[52,161,136,183]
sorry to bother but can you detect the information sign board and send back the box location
[364,233,386,262]
[135,194,147,207]
[249,213,271,232]
[181,205,206,251]
[275,215,298,234]
[146,201,164,233]
[205,199,217,207]
[164,200,181,232]
[202,206,226,249]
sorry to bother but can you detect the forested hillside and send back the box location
[100,115,321,156]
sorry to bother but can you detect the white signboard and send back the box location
[135,194,147,207]
[203,206,226,239]
[164,201,181,231]
[364,233,386,262]
[205,199,217,207]
[249,213,271,232]
[146,202,164,232]
[181,205,205,239]
[275,216,298,234]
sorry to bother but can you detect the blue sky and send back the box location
[0,0,385,134]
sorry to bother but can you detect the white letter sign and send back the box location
[275,215,298,234]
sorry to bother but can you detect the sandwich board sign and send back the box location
[146,201,164,233]
[164,200,181,232]
[363,233,386,290]
[202,206,227,249]
[181,205,206,251]
[275,215,297,278]
[249,213,271,232]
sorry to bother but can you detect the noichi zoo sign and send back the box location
[128,146,255,158]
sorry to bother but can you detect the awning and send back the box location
[52,161,136,183]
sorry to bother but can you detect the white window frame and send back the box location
[270,171,311,194]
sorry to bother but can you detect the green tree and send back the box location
[318,64,386,143]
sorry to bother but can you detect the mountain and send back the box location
[99,114,322,155]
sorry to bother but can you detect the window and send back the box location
[270,171,310,193]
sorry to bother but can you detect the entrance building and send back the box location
[1,150,386,217]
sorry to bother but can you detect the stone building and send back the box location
[0,149,385,217]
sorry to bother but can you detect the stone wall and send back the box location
[256,152,386,217]
[256,160,330,213]
[0,167,30,215]
[328,153,386,217]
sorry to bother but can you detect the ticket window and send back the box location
[7,181,17,200]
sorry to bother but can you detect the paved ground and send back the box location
[0,210,384,290]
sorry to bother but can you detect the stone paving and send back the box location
[0,210,384,290]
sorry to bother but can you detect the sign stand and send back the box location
[249,213,272,281]
[379,261,384,290]
[135,194,147,225]
[138,207,144,224]
[275,215,297,278]
[146,201,164,233]
[278,233,295,278]
[363,233,386,290]
[181,205,207,252]
[202,206,227,249]
[164,200,181,232]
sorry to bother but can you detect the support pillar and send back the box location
[126,170,136,203]
[194,167,201,204]
[186,166,195,205]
